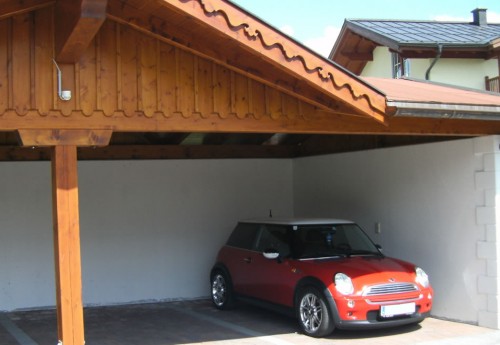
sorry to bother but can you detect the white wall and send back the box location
[0,159,293,310]
[360,47,392,78]
[0,162,53,310]
[361,47,499,91]
[417,58,498,90]
[292,138,491,325]
[1,140,498,328]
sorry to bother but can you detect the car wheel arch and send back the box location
[210,263,231,278]
[210,263,235,295]
[294,277,341,325]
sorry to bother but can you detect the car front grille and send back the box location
[363,283,418,296]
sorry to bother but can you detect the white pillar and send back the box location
[474,136,500,329]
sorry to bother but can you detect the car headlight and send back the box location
[335,273,354,295]
[415,267,429,288]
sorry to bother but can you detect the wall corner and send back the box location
[474,136,500,329]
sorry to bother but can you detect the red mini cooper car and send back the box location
[210,218,433,337]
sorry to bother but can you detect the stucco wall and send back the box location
[360,47,392,78]
[417,58,498,90]
[361,46,498,91]
[292,138,495,326]
[0,159,293,310]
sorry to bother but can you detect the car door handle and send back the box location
[243,257,252,264]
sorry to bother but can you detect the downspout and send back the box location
[425,44,443,80]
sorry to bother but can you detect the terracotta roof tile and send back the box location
[363,77,500,107]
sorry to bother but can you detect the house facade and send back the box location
[330,9,500,92]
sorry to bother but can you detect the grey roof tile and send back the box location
[348,19,500,46]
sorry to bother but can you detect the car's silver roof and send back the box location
[239,218,354,226]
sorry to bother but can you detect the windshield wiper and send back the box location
[300,252,347,260]
[348,250,383,257]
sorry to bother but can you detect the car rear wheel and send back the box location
[297,287,334,337]
[210,270,235,310]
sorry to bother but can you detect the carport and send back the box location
[1,1,500,345]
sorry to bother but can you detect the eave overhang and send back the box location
[364,77,500,121]
[330,19,500,70]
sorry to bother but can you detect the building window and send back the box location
[392,53,410,78]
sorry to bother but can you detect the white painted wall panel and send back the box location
[0,159,293,310]
[0,162,54,310]
[293,138,485,324]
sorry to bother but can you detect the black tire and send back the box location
[210,270,235,310]
[296,287,335,337]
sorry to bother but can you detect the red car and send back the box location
[210,218,433,337]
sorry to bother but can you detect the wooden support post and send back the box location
[51,145,85,345]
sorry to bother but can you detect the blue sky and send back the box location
[231,0,500,56]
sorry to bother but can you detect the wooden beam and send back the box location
[17,129,112,146]
[55,0,107,63]
[0,0,53,20]
[51,145,84,345]
[3,111,500,136]
[0,144,297,160]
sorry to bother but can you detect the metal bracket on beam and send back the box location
[53,59,72,101]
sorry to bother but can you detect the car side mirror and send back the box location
[376,244,383,252]
[263,249,280,260]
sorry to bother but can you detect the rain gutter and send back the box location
[388,101,500,120]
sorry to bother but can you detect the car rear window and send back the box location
[226,223,259,250]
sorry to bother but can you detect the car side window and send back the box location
[226,223,259,250]
[256,225,291,257]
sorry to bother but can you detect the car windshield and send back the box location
[292,223,381,259]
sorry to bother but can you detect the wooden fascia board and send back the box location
[161,0,387,123]
[329,28,374,74]
[4,110,500,136]
[0,0,54,19]
[55,0,107,63]
[328,20,350,60]
[343,22,401,52]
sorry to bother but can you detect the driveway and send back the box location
[1,300,500,344]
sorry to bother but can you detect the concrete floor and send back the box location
[1,300,500,345]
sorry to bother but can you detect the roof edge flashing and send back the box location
[389,101,500,120]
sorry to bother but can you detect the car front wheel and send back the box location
[210,270,235,310]
[297,287,334,337]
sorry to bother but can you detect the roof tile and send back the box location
[349,20,500,46]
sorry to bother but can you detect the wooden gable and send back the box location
[0,0,499,161]
[0,4,388,138]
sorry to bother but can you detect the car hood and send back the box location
[296,255,417,286]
